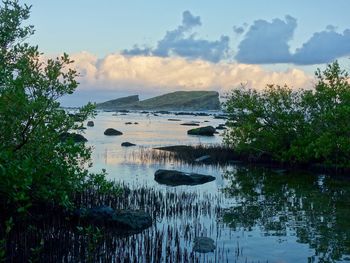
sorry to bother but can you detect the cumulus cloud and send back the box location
[123,10,230,63]
[71,51,312,96]
[235,15,296,64]
[292,29,350,65]
[236,16,350,65]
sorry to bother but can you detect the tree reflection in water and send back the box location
[222,167,350,262]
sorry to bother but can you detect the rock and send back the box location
[154,169,215,186]
[125,122,133,125]
[195,112,210,116]
[121,142,136,147]
[215,124,227,130]
[214,114,228,120]
[181,122,200,126]
[193,237,216,253]
[195,155,212,163]
[74,206,152,233]
[104,128,123,136]
[168,118,181,121]
[87,121,94,127]
[134,122,139,124]
[113,210,152,231]
[60,132,87,143]
[187,126,216,136]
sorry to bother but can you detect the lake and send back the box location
[64,111,350,262]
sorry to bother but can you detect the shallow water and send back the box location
[77,111,350,262]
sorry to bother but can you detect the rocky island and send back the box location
[96,91,221,111]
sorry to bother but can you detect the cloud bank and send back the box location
[123,10,230,63]
[71,51,312,96]
[236,16,350,65]
[122,11,350,65]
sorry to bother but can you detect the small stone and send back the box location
[193,237,216,253]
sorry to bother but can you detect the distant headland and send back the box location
[96,91,221,111]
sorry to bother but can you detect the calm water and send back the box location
[81,111,350,263]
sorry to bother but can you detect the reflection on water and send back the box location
[9,111,350,262]
[84,112,350,262]
[222,167,350,262]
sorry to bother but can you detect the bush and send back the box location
[0,0,118,214]
[224,61,350,168]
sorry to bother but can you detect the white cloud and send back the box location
[71,51,313,95]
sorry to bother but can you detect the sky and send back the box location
[19,0,350,105]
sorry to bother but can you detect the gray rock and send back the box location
[121,142,136,147]
[104,128,123,136]
[215,124,227,130]
[181,122,200,126]
[74,206,152,233]
[60,132,87,143]
[125,122,133,125]
[193,237,216,253]
[154,169,215,186]
[195,155,212,163]
[113,210,152,231]
[168,118,181,121]
[187,126,216,136]
[87,121,94,127]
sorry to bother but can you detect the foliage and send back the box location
[0,0,119,217]
[224,61,350,168]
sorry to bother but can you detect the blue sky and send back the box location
[17,0,350,105]
[26,0,350,56]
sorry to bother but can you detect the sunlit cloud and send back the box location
[71,52,312,95]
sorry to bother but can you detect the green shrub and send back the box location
[224,61,350,168]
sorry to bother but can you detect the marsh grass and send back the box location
[131,144,240,166]
[3,184,246,263]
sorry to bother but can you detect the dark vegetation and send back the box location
[224,62,350,173]
[0,1,120,260]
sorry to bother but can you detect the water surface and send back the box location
[80,111,350,263]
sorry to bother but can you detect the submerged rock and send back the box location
[154,169,215,186]
[60,132,87,143]
[121,142,136,147]
[73,206,152,233]
[104,128,123,136]
[195,155,212,163]
[193,237,216,253]
[187,126,216,136]
[87,121,94,127]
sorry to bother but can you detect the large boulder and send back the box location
[60,132,87,143]
[74,206,152,233]
[104,128,123,136]
[193,237,216,253]
[154,169,215,186]
[187,126,216,136]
